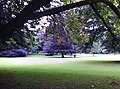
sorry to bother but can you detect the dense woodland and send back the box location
[0,0,120,57]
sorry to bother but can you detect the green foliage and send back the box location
[61,0,82,4]
[109,0,119,7]
[113,19,120,34]
[65,8,89,45]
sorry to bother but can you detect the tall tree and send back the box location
[43,13,75,57]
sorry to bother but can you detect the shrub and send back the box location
[0,49,28,57]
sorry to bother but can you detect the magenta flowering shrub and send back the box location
[0,49,28,57]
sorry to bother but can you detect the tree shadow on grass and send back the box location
[83,60,120,64]
[50,56,78,58]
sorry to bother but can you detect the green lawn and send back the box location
[0,54,120,89]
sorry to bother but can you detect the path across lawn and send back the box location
[0,54,120,65]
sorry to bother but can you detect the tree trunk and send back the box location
[62,53,64,58]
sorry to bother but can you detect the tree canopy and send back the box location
[0,0,120,39]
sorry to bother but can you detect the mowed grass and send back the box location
[0,54,120,89]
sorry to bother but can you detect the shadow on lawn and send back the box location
[49,57,78,58]
[83,60,120,64]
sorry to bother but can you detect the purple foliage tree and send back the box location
[43,35,76,57]
[43,13,76,57]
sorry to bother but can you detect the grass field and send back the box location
[0,54,120,89]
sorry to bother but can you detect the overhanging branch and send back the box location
[90,4,116,41]
[29,1,87,19]
[30,0,120,20]
[0,0,119,39]
[102,0,120,18]
[0,0,52,39]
